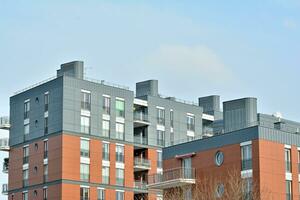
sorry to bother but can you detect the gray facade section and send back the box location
[10,77,63,146]
[136,80,158,97]
[57,61,84,80]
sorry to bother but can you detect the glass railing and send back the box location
[134,136,148,145]
[148,168,195,185]
[134,112,148,122]
[134,180,147,189]
[134,157,151,168]
[241,159,252,171]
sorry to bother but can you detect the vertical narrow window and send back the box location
[24,123,30,138]
[44,117,48,134]
[182,157,192,179]
[22,192,28,200]
[43,188,48,200]
[23,169,29,187]
[102,142,109,161]
[116,99,125,118]
[116,123,125,140]
[170,131,174,145]
[80,164,90,182]
[81,91,91,111]
[80,139,90,158]
[97,189,105,200]
[80,187,90,200]
[286,180,292,200]
[44,140,48,159]
[116,191,124,200]
[156,130,165,146]
[187,115,195,131]
[285,148,292,173]
[241,144,252,171]
[102,166,110,184]
[116,145,124,163]
[43,164,48,182]
[81,116,91,134]
[170,110,174,128]
[116,168,124,186]
[243,178,253,200]
[103,96,111,115]
[23,146,29,164]
[102,120,110,137]
[44,92,49,112]
[157,151,162,169]
[157,108,165,125]
[24,100,30,119]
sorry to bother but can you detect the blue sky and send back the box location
[0,1,299,198]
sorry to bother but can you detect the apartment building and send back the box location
[1,61,219,200]
[148,98,300,200]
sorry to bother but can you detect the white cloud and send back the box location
[283,19,297,29]
[144,44,233,82]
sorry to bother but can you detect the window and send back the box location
[80,187,90,200]
[24,100,30,119]
[81,116,91,134]
[116,191,124,200]
[157,151,162,169]
[170,110,174,128]
[80,139,90,158]
[43,188,48,200]
[285,148,292,173]
[187,115,195,131]
[81,91,91,111]
[116,145,124,163]
[102,143,109,161]
[44,92,49,112]
[24,123,30,136]
[102,120,110,137]
[298,151,300,174]
[44,140,48,159]
[44,117,48,134]
[103,96,111,115]
[116,123,124,140]
[44,164,48,182]
[243,178,253,200]
[23,169,29,187]
[22,192,28,200]
[286,180,292,200]
[80,164,90,182]
[116,99,125,118]
[170,131,174,145]
[157,108,165,125]
[116,168,124,186]
[97,189,105,200]
[23,146,29,164]
[102,166,109,184]
[241,144,252,171]
[157,130,165,146]
[182,158,192,179]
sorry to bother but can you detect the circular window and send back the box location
[215,151,224,166]
[216,183,224,198]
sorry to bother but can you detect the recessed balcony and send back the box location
[147,168,196,189]
[0,138,9,151]
[134,157,151,171]
[134,112,150,127]
[134,180,147,190]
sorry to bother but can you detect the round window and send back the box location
[215,151,224,166]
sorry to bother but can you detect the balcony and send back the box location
[148,168,196,189]
[134,157,151,171]
[0,138,9,151]
[134,136,148,145]
[3,158,8,173]
[134,112,150,127]
[2,184,8,195]
[0,116,10,130]
[134,180,147,190]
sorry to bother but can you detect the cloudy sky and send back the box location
[0,1,300,198]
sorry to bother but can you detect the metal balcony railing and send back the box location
[148,168,195,185]
[134,112,148,122]
[2,184,8,195]
[134,157,151,168]
[0,138,9,151]
[134,180,147,190]
[134,136,148,145]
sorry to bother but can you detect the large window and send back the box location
[116,168,124,186]
[187,115,195,131]
[116,191,124,200]
[44,164,48,182]
[157,108,165,125]
[23,146,29,164]
[102,120,110,137]
[116,99,125,118]
[102,143,109,161]
[116,123,125,140]
[170,110,174,128]
[97,189,105,200]
[157,130,165,146]
[157,151,162,169]
[102,166,110,184]
[24,100,30,119]
[23,169,29,187]
[103,96,111,115]
[243,178,253,200]
[44,92,49,112]
[286,181,292,200]
[116,145,124,163]
[81,91,91,111]
[43,188,48,200]
[80,164,90,182]
[285,148,292,173]
[24,123,30,136]
[241,144,252,171]
[44,140,48,159]
[81,116,91,134]
[22,192,28,200]
[80,139,90,158]
[80,187,90,200]
[44,117,48,134]
[182,157,192,179]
